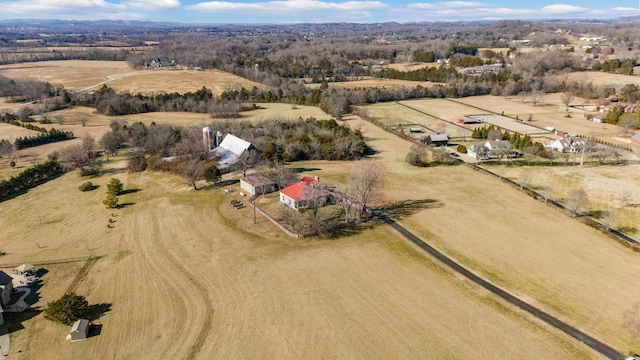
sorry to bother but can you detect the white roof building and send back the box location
[210,134,255,169]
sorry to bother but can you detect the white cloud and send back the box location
[187,0,387,14]
[126,0,181,9]
[540,4,588,15]
[407,1,485,10]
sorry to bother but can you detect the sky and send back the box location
[0,0,639,24]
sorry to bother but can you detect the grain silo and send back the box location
[202,127,213,151]
[214,131,223,148]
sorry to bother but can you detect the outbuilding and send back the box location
[632,134,640,145]
[422,133,449,147]
[15,263,36,276]
[240,175,277,196]
[67,319,90,341]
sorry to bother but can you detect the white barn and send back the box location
[210,134,255,172]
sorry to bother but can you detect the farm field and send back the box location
[360,102,471,138]
[552,71,640,89]
[494,164,640,240]
[0,162,591,359]
[0,60,264,94]
[340,113,640,353]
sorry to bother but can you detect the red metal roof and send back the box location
[279,177,327,202]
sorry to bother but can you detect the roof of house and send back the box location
[279,177,328,202]
[486,140,513,150]
[71,319,90,333]
[0,271,12,286]
[428,133,449,141]
[241,175,275,187]
[15,264,35,273]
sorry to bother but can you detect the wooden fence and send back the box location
[248,199,301,238]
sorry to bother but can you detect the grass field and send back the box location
[305,77,432,90]
[0,161,593,359]
[2,59,639,357]
[339,114,640,353]
[0,60,264,95]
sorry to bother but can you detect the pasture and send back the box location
[1,59,639,358]
[0,60,264,95]
[0,160,591,359]
[341,113,640,353]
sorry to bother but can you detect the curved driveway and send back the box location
[376,211,623,359]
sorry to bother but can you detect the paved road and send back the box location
[376,211,623,359]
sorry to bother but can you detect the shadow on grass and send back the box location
[120,188,141,195]
[377,199,444,220]
[118,202,135,209]
[4,309,42,334]
[216,179,240,187]
[88,324,103,338]
[294,167,322,174]
[85,303,112,322]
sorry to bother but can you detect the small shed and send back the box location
[423,133,449,147]
[67,319,90,341]
[240,175,277,196]
[409,127,422,133]
[15,263,36,275]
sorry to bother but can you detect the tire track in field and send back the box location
[141,208,214,360]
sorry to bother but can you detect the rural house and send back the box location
[468,140,516,159]
[0,271,13,308]
[279,176,331,211]
[422,133,449,147]
[67,319,90,341]
[546,136,589,153]
[240,175,277,196]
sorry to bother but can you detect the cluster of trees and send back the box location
[0,74,60,102]
[0,159,63,201]
[14,128,74,149]
[593,58,636,75]
[57,136,102,176]
[446,44,479,57]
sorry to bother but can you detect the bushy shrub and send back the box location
[106,178,123,196]
[456,144,467,153]
[44,293,88,325]
[78,181,94,192]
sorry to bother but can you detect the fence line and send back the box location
[467,163,640,248]
[248,199,301,238]
[0,255,93,269]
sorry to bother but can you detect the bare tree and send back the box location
[348,160,385,212]
[618,113,639,136]
[522,145,542,165]
[100,131,126,161]
[231,149,261,177]
[561,92,575,114]
[565,189,590,217]
[183,158,205,190]
[487,129,503,141]
[530,90,544,106]
[272,163,298,189]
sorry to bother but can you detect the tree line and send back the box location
[14,128,74,149]
[0,159,64,201]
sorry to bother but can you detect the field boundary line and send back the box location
[65,256,100,295]
[248,197,301,238]
[0,255,94,269]
[395,101,473,132]
[468,163,640,248]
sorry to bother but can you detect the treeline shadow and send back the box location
[377,199,444,220]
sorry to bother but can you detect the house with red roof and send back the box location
[279,176,331,211]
